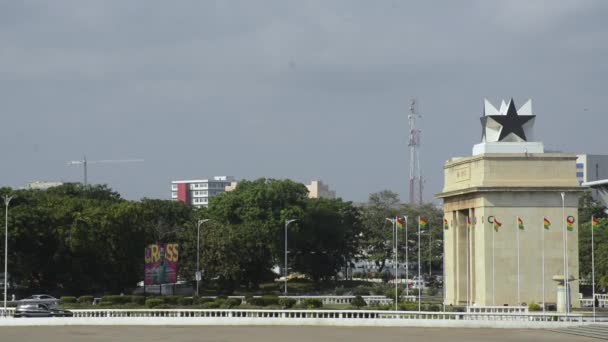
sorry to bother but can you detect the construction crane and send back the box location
[67,156,144,186]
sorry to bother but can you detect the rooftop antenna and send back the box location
[67,156,144,187]
[408,98,423,205]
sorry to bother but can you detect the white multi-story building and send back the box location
[171,176,237,207]
[305,180,336,199]
[577,154,608,201]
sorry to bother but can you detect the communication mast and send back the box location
[67,156,144,186]
[408,99,423,205]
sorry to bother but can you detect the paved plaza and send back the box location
[0,326,598,342]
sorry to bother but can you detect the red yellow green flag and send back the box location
[566,216,575,231]
[467,216,473,230]
[396,216,405,229]
[517,216,524,230]
[419,216,428,228]
[443,218,449,230]
[592,216,601,231]
[543,217,551,230]
[493,217,502,231]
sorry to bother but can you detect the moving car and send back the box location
[14,303,72,318]
[19,294,59,306]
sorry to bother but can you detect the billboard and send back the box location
[144,243,179,285]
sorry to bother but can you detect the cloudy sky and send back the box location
[1,0,606,203]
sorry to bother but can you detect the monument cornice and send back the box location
[444,153,578,169]
[436,186,583,199]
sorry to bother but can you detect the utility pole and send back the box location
[68,156,144,186]
[408,99,423,205]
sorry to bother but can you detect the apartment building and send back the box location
[171,176,237,207]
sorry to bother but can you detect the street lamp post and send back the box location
[284,219,297,295]
[3,195,13,311]
[196,219,210,297]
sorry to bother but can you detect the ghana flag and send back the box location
[517,216,524,230]
[443,218,449,230]
[566,216,575,231]
[396,216,405,229]
[543,217,551,230]
[467,216,473,230]
[493,217,502,231]
[592,216,601,231]
[419,216,428,228]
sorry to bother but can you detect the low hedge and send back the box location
[131,296,146,305]
[302,298,322,309]
[249,296,277,307]
[77,295,94,304]
[220,298,241,309]
[102,295,131,305]
[145,298,164,308]
[278,298,296,309]
[178,297,194,306]
[60,296,77,304]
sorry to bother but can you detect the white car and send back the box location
[19,294,59,306]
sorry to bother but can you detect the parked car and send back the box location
[14,303,72,318]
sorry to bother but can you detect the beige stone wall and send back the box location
[439,153,581,308]
[442,154,579,194]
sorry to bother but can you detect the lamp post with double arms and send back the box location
[284,219,298,295]
[3,195,13,311]
[196,219,210,297]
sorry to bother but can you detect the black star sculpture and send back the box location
[481,99,535,142]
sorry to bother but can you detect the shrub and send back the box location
[163,296,181,305]
[353,286,372,296]
[351,296,367,309]
[178,297,194,306]
[249,296,279,307]
[426,304,441,312]
[302,299,322,309]
[201,301,221,309]
[529,302,542,311]
[77,295,94,304]
[197,297,214,305]
[60,296,77,304]
[426,287,438,296]
[352,272,364,279]
[131,296,146,305]
[279,298,297,309]
[334,286,345,296]
[399,301,418,311]
[102,295,131,305]
[145,298,164,308]
[220,298,241,309]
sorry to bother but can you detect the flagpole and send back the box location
[405,217,409,297]
[418,216,421,312]
[592,215,596,322]
[542,217,546,317]
[466,217,469,308]
[395,217,398,311]
[492,219,496,306]
[429,225,432,278]
[443,220,446,312]
[560,192,568,316]
[516,217,520,305]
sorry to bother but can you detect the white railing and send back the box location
[199,295,394,306]
[63,308,583,322]
[0,308,15,317]
[467,306,528,313]
[278,296,393,306]
[579,294,608,308]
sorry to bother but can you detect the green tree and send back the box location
[290,198,362,282]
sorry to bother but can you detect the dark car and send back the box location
[14,303,73,318]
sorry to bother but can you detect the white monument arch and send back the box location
[437,99,582,310]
